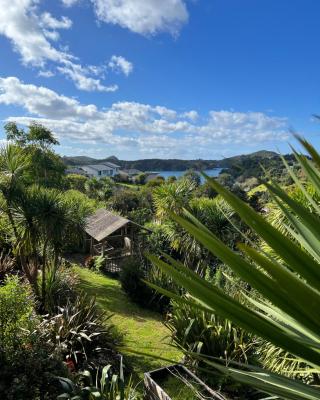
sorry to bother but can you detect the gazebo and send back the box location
[85,209,134,257]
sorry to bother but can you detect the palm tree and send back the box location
[0,144,30,239]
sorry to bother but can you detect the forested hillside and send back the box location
[62,150,286,171]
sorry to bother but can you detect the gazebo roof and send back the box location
[85,209,129,242]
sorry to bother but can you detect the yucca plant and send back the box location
[148,137,320,399]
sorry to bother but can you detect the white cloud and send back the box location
[108,55,133,76]
[0,0,71,66]
[0,77,289,158]
[58,62,118,92]
[182,110,198,121]
[61,0,81,7]
[0,0,119,92]
[38,70,55,78]
[40,12,72,30]
[91,0,189,36]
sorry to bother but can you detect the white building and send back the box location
[81,162,120,179]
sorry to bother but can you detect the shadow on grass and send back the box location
[75,267,181,380]
[79,277,163,322]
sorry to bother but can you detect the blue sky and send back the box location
[0,0,320,160]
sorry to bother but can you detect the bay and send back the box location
[155,168,222,183]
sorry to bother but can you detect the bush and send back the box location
[0,276,35,354]
[119,257,173,312]
[57,357,139,400]
[167,299,255,365]
[47,293,116,368]
[0,252,15,283]
[43,263,78,314]
[0,276,67,399]
[167,299,257,396]
[108,189,151,215]
[119,258,152,306]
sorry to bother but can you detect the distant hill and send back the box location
[218,150,278,168]
[62,150,280,171]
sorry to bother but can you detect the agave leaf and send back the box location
[147,254,320,367]
[203,174,320,290]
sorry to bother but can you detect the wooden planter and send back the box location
[144,364,226,400]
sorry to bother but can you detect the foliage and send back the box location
[90,254,105,272]
[153,178,195,220]
[0,251,15,283]
[47,293,115,367]
[0,333,67,400]
[57,358,139,400]
[145,176,165,187]
[196,181,217,198]
[4,122,65,188]
[127,207,153,225]
[0,276,67,399]
[167,175,177,183]
[119,257,152,307]
[43,263,78,314]
[119,257,176,313]
[65,173,89,193]
[167,299,255,366]
[134,172,147,185]
[85,177,114,201]
[108,189,152,216]
[148,137,320,399]
[183,169,201,187]
[153,181,245,274]
[0,276,35,354]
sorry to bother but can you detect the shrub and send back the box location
[0,276,67,399]
[119,257,174,312]
[167,299,255,366]
[43,263,78,314]
[0,276,35,353]
[119,257,152,307]
[108,189,152,216]
[47,293,116,368]
[0,252,15,283]
[57,357,139,400]
[149,137,320,397]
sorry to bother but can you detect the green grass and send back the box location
[116,182,141,190]
[74,266,182,381]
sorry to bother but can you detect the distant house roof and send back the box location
[85,209,129,242]
[122,168,142,176]
[83,162,120,172]
[105,161,120,169]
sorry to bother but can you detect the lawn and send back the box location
[74,266,182,381]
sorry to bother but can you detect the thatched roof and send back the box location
[85,209,129,242]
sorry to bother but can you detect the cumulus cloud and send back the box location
[0,77,289,158]
[108,55,133,76]
[58,62,118,92]
[182,110,199,121]
[91,0,189,36]
[0,0,119,92]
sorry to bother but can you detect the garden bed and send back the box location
[144,364,227,400]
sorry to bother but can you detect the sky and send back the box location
[0,0,320,160]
